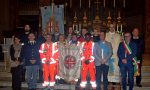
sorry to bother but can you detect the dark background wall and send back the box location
[0,0,149,53]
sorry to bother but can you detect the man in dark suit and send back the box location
[117,31,137,90]
[19,24,32,82]
[132,28,145,87]
[20,32,40,90]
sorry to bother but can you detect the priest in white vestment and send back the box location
[105,24,121,83]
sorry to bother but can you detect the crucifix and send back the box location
[94,0,101,15]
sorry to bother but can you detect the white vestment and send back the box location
[106,32,121,82]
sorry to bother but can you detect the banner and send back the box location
[58,44,82,82]
[40,5,64,34]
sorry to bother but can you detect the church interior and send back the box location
[0,0,150,90]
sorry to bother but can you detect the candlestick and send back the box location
[114,0,115,8]
[102,49,104,59]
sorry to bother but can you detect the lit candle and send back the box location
[114,0,115,8]
[4,38,6,44]
[104,0,105,8]
[123,0,125,8]
[73,24,74,30]
[12,36,14,44]
[102,49,104,59]
[121,24,122,32]
[117,24,119,32]
[89,0,91,8]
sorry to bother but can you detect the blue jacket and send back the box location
[20,41,41,66]
[93,41,113,66]
[117,41,137,66]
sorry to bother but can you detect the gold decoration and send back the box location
[73,12,79,35]
[82,12,88,27]
[107,11,112,27]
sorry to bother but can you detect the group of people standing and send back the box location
[10,24,144,90]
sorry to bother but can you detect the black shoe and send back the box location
[137,84,142,87]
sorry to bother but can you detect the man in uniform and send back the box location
[39,34,58,88]
[20,32,40,90]
[80,33,96,89]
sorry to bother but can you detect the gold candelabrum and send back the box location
[106,11,112,27]
[116,11,123,33]
[73,12,80,36]
[82,12,88,27]
[105,10,123,33]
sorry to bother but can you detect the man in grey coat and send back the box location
[93,31,113,90]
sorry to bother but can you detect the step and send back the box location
[0,72,12,81]
[142,66,150,72]
[0,82,150,90]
